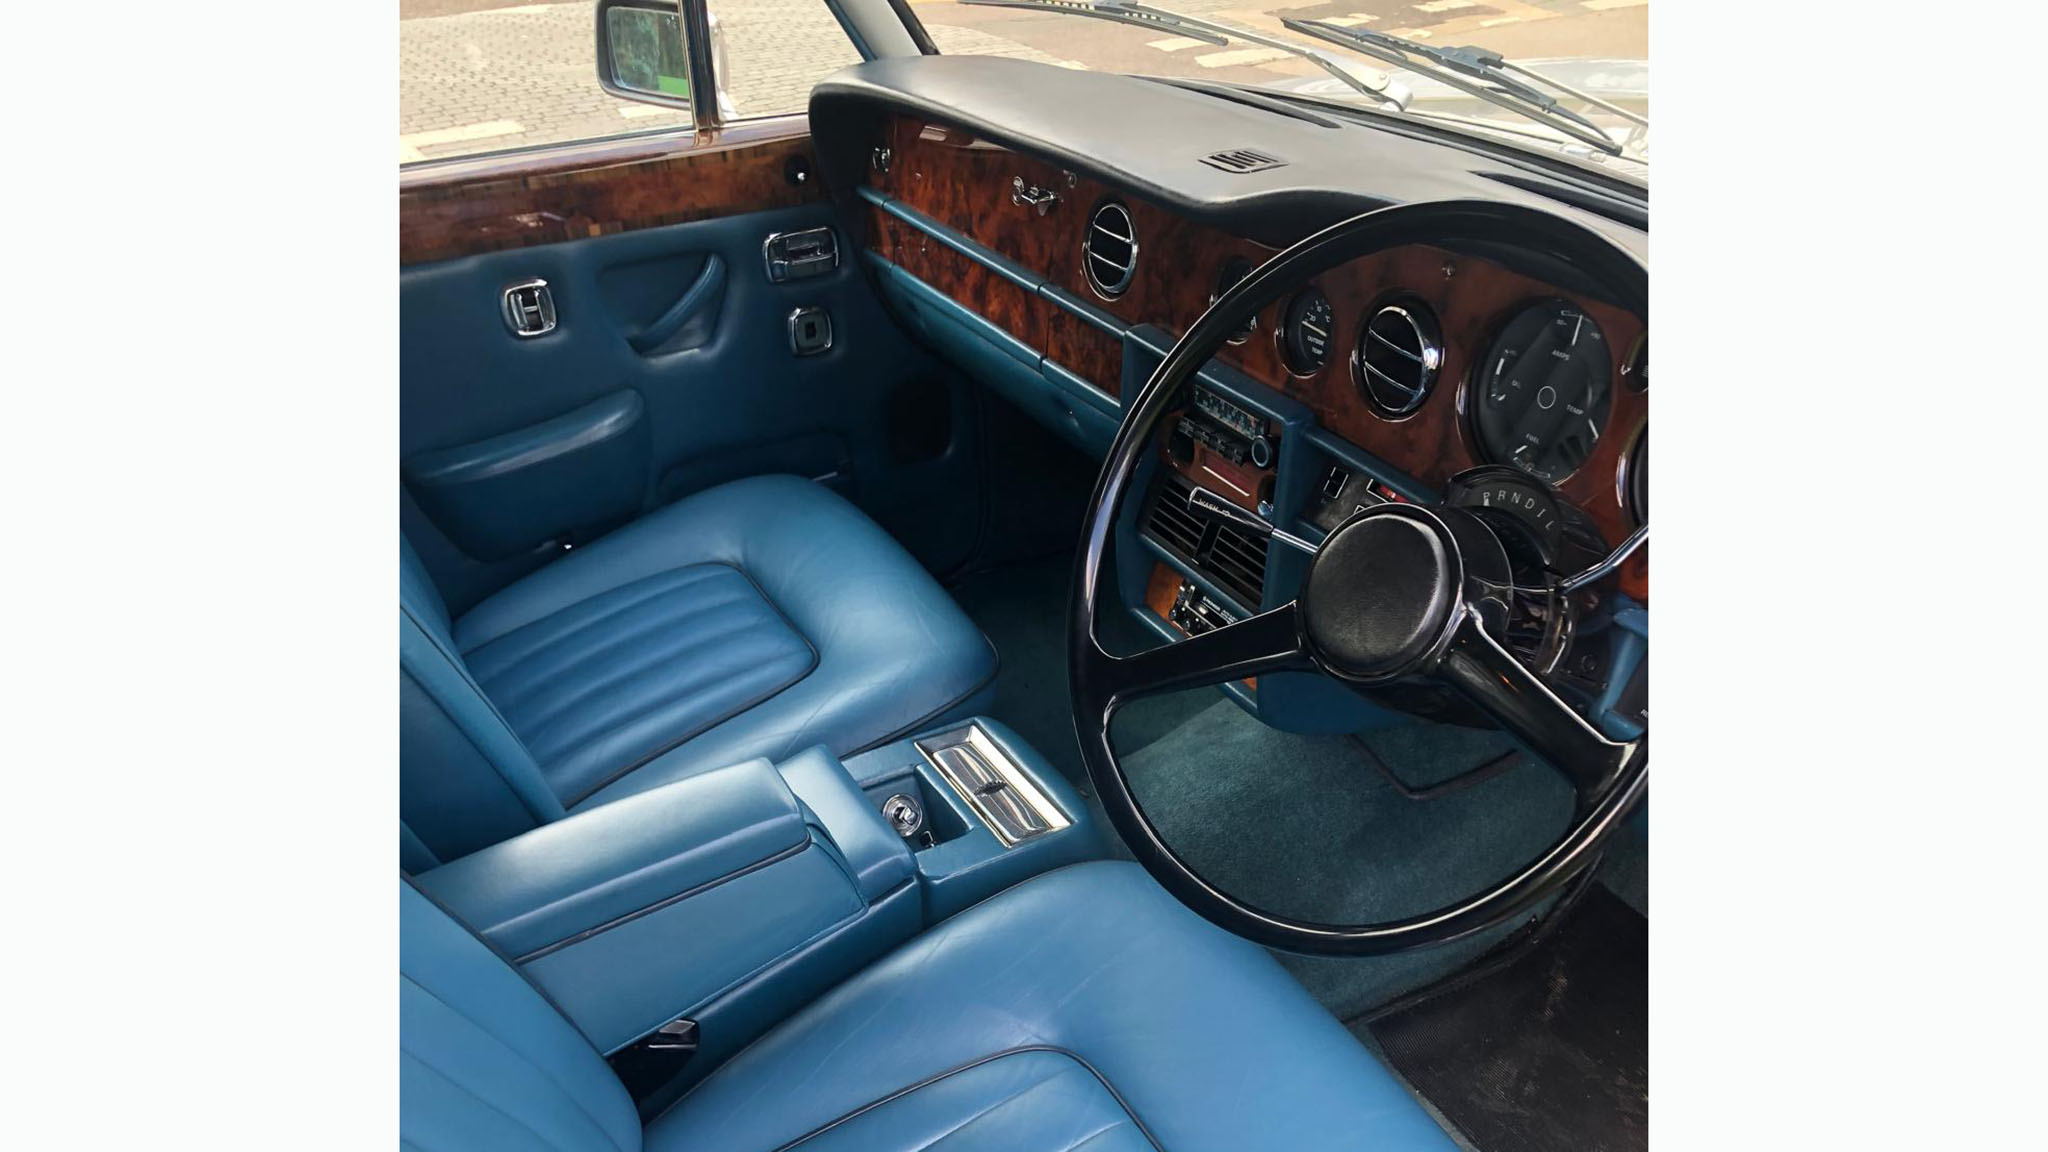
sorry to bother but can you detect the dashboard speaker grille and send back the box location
[1358,301,1442,416]
[1084,201,1138,298]
[1200,148,1287,174]
[1142,473,1267,611]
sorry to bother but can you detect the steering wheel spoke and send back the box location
[1435,610,1642,803]
[1093,600,1312,713]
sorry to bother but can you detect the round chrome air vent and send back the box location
[1356,300,1443,417]
[1083,200,1138,299]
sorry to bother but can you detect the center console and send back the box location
[845,717,1101,922]
[412,715,1098,1100]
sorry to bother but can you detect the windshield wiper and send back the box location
[958,0,1406,111]
[1280,20,1637,156]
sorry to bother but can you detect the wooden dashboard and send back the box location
[863,115,1647,600]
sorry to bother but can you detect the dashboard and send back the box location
[812,57,1648,737]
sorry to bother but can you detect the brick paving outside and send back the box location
[398,1,1071,163]
[400,0,1645,164]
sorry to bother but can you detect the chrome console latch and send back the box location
[1010,176,1060,216]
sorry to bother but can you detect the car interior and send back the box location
[398,2,1649,1149]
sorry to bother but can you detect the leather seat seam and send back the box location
[557,560,821,807]
[400,658,555,833]
[403,874,604,1052]
[762,1046,1164,1152]
[471,585,764,707]
[510,612,801,748]
[842,631,1001,759]
[400,1048,616,1152]
[642,876,913,1049]
[459,564,737,661]
[400,1000,629,1152]
[513,838,816,963]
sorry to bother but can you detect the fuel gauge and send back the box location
[1281,288,1336,376]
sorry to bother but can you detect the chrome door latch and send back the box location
[1011,177,1060,216]
[501,278,556,337]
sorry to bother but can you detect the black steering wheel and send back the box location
[1070,200,1648,956]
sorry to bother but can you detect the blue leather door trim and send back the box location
[405,389,650,560]
[628,254,727,356]
[403,202,983,609]
[406,390,645,485]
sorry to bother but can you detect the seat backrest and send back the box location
[402,539,565,867]
[402,880,641,1151]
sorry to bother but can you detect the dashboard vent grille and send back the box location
[1084,200,1138,298]
[1142,473,1267,610]
[1200,148,1287,174]
[1144,473,1207,560]
[1358,301,1443,417]
[1206,520,1269,610]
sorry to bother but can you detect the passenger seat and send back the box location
[400,474,996,867]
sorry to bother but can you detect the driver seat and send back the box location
[403,860,1458,1151]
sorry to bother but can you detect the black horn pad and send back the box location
[1302,509,1457,680]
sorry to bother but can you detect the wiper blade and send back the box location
[959,0,1226,46]
[958,0,1404,110]
[1281,19,1632,156]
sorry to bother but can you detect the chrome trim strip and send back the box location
[862,188,1136,399]
[857,186,1043,293]
[915,723,1072,848]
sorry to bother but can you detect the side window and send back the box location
[400,1,865,167]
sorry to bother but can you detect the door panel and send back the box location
[400,131,984,615]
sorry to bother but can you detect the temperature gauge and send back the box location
[1281,288,1335,375]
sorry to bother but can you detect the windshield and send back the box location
[917,0,1648,175]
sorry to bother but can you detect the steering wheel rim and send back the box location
[1069,199,1649,956]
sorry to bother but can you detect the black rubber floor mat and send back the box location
[1364,887,1647,1152]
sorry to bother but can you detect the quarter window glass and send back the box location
[400,1,865,166]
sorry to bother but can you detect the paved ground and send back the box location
[399,0,1647,164]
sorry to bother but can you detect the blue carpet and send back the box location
[953,553,1590,1019]
[1120,698,1576,1018]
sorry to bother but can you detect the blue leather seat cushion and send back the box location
[463,563,816,805]
[451,475,998,811]
[645,861,1457,1152]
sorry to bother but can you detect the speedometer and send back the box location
[1474,300,1612,482]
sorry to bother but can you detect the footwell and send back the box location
[1362,886,1648,1152]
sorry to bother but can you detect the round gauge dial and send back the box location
[1474,300,1613,482]
[1281,288,1336,375]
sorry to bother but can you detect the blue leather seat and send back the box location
[403,860,1458,1151]
[401,475,997,866]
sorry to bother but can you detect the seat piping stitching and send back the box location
[514,839,814,963]
[761,1045,1164,1152]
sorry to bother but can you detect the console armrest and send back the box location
[414,758,898,1055]
[777,746,915,903]
[416,758,809,959]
